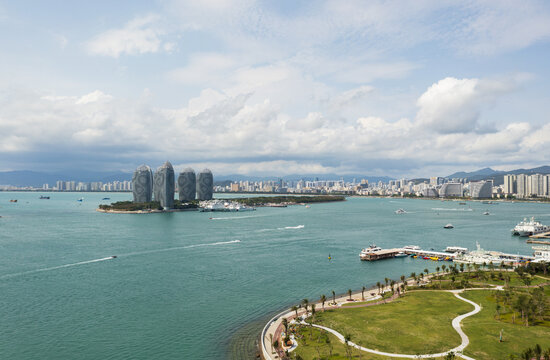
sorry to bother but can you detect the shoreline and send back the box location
[95,208,198,214]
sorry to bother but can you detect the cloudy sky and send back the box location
[1,0,550,178]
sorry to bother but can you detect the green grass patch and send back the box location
[461,289,550,359]
[293,326,447,360]
[310,291,472,355]
[435,271,549,287]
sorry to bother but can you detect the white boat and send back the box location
[445,246,468,254]
[483,211,490,215]
[359,244,382,259]
[394,208,406,214]
[511,217,550,237]
[403,245,421,251]
[394,252,408,257]
[444,224,454,229]
[199,200,255,212]
[532,246,550,263]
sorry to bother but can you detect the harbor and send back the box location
[360,243,535,265]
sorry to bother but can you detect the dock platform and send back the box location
[529,231,550,240]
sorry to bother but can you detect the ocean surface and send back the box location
[1,192,549,359]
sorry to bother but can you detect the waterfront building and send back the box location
[197,169,214,200]
[439,183,463,197]
[517,174,528,198]
[177,168,196,201]
[153,161,175,209]
[421,188,439,197]
[503,174,516,195]
[469,181,492,199]
[132,165,154,203]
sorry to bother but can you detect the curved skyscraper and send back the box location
[178,168,196,201]
[196,169,213,200]
[132,165,153,203]
[470,181,492,199]
[153,161,175,209]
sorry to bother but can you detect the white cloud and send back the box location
[76,90,113,104]
[86,14,171,57]
[416,77,516,134]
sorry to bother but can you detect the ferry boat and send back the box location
[394,208,406,214]
[511,217,550,237]
[445,246,468,254]
[199,200,256,212]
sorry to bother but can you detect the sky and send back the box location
[1,0,550,178]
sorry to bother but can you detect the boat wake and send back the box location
[1,240,242,280]
[0,256,116,279]
[210,215,264,220]
[121,239,241,257]
[278,225,305,230]
[432,208,473,212]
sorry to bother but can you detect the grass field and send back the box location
[435,271,550,287]
[309,291,472,355]
[293,327,447,360]
[461,289,550,359]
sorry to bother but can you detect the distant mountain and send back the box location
[446,165,550,186]
[446,167,497,179]
[214,174,395,183]
[0,170,132,187]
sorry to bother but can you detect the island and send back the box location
[97,200,199,213]
[97,195,346,213]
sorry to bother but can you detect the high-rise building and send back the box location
[439,183,463,197]
[132,165,154,203]
[197,169,214,200]
[469,181,492,199]
[503,174,516,195]
[516,174,527,198]
[153,161,175,209]
[178,168,196,201]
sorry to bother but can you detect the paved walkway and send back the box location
[303,288,497,360]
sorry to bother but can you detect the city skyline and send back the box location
[1,1,550,178]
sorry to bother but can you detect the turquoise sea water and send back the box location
[1,192,549,359]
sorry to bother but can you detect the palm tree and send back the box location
[320,294,327,311]
[436,266,440,274]
[376,281,381,294]
[361,286,366,300]
[384,277,389,289]
[441,264,447,273]
[311,304,316,317]
[302,298,309,313]
[535,344,542,360]
[344,333,353,360]
[291,305,298,319]
[282,317,288,333]
[390,280,396,294]
[348,289,353,300]
[410,272,416,279]
[332,290,336,304]
[466,263,472,273]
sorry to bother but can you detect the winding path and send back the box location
[305,289,492,360]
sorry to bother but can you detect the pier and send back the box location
[529,231,550,240]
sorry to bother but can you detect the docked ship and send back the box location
[511,217,550,237]
[199,200,255,212]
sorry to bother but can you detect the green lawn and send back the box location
[293,326,447,360]
[461,290,550,359]
[435,271,550,287]
[310,291,472,355]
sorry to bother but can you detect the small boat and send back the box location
[39,196,50,199]
[102,197,110,200]
[9,199,17,203]
[459,202,466,205]
[394,252,408,258]
[423,256,430,260]
[444,224,454,229]
[110,255,117,259]
[305,205,310,208]
[395,208,406,214]
[328,254,332,260]
[483,211,490,215]
[77,198,84,202]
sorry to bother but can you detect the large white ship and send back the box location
[511,217,550,237]
[199,200,256,212]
